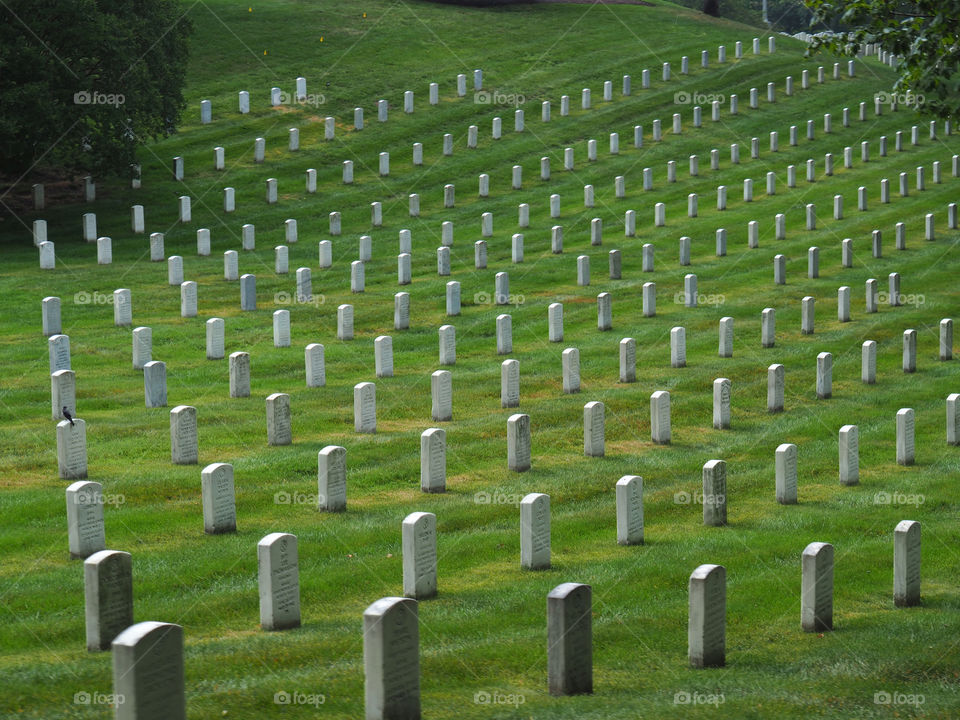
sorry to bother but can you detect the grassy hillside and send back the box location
[2,1,959,718]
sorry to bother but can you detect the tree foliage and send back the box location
[703,0,722,17]
[0,0,191,179]
[804,0,960,119]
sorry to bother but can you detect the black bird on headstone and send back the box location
[62,407,75,426]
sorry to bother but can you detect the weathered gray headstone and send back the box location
[266,393,291,446]
[49,333,70,373]
[229,352,250,398]
[619,337,636,382]
[84,549,133,652]
[58,420,88,480]
[548,303,563,342]
[111,622,185,720]
[801,542,834,631]
[205,319,224,360]
[547,582,592,696]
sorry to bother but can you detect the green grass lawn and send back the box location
[2,1,960,717]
